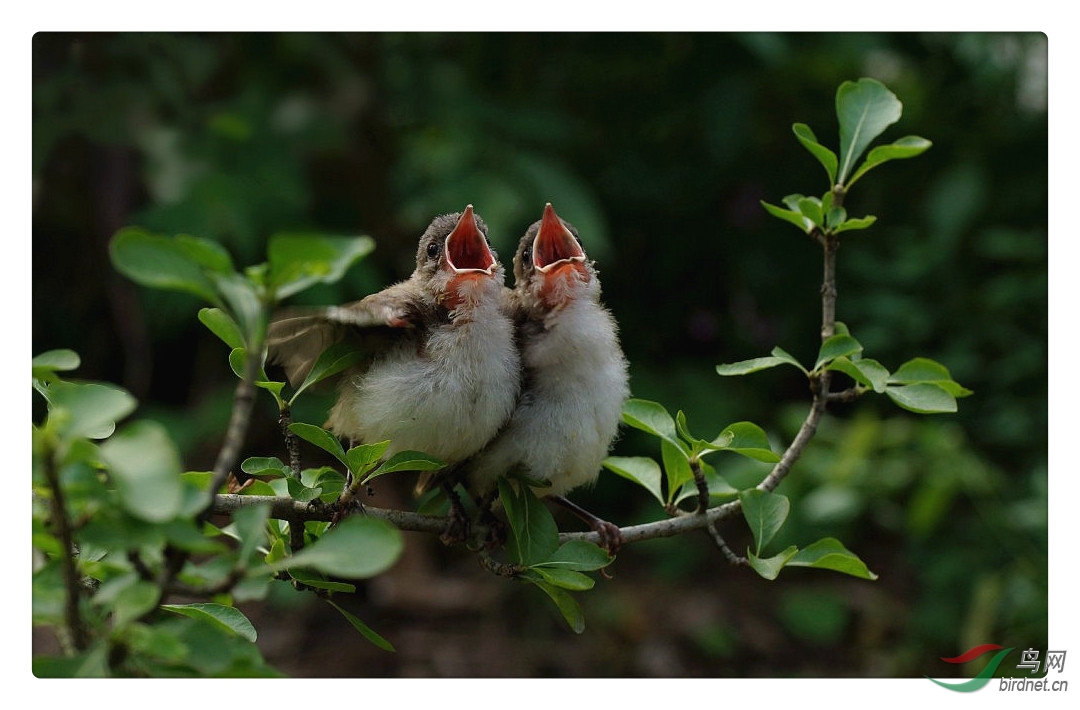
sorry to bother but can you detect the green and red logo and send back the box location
[927,644,1014,692]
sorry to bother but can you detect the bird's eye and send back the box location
[522,245,533,264]
[426,241,440,259]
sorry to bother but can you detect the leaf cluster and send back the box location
[761,79,931,239]
[33,229,399,675]
[497,481,614,633]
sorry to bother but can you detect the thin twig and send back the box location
[690,458,709,513]
[157,339,264,604]
[827,387,864,403]
[41,450,88,652]
[289,516,306,552]
[477,550,521,579]
[202,345,262,523]
[279,406,302,478]
[705,521,749,566]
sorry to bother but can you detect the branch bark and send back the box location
[41,449,89,652]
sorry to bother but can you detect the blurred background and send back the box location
[32,32,1047,677]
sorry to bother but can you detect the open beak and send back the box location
[533,203,586,273]
[445,205,497,275]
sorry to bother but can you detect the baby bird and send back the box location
[268,206,520,466]
[464,203,630,549]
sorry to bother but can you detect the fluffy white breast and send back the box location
[467,296,630,496]
[327,294,520,464]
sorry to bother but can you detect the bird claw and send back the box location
[440,508,471,546]
[438,481,471,546]
[593,519,624,559]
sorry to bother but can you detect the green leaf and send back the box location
[109,227,222,305]
[240,457,290,478]
[174,234,235,274]
[256,380,286,407]
[740,489,790,553]
[792,123,838,184]
[661,438,694,500]
[288,569,356,593]
[225,504,269,564]
[288,422,348,466]
[796,196,824,229]
[603,456,664,507]
[890,357,952,383]
[621,398,680,447]
[781,193,805,212]
[827,356,890,393]
[285,477,322,502]
[672,460,739,508]
[210,271,264,345]
[227,347,269,382]
[832,215,878,234]
[46,381,137,441]
[717,346,806,376]
[716,356,787,376]
[527,567,595,591]
[825,206,847,230]
[747,546,799,580]
[99,421,185,523]
[712,422,780,463]
[836,78,903,185]
[267,234,375,300]
[33,645,110,678]
[327,600,395,652]
[535,540,614,571]
[885,383,957,414]
[198,308,245,349]
[787,537,879,580]
[32,349,81,380]
[291,341,366,401]
[365,450,446,482]
[770,346,808,371]
[345,441,391,477]
[499,479,560,567]
[847,135,932,188]
[265,537,287,566]
[111,581,161,628]
[161,603,258,643]
[889,357,973,397]
[531,579,585,634]
[242,479,279,497]
[314,471,346,502]
[761,200,813,234]
[815,334,863,370]
[267,516,403,579]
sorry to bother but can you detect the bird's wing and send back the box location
[267,281,434,387]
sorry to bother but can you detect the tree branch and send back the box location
[279,405,302,478]
[202,345,261,522]
[41,449,89,652]
[158,341,264,604]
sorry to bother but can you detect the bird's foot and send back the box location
[591,518,624,560]
[547,494,624,559]
[477,500,507,551]
[439,481,471,546]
